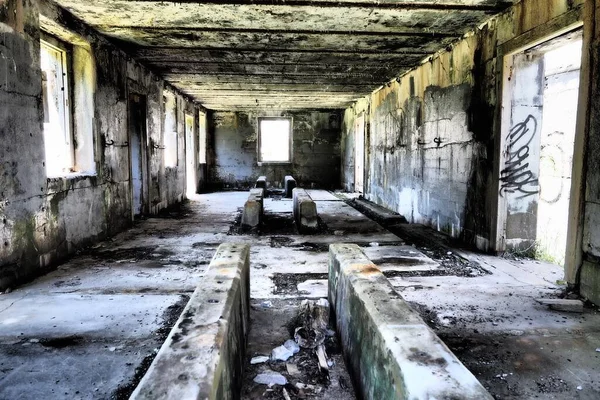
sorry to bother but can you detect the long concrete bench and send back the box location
[293,188,318,233]
[284,175,296,198]
[241,188,264,229]
[328,244,492,400]
[255,175,267,190]
[130,243,250,400]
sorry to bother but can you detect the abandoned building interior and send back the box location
[2,0,600,399]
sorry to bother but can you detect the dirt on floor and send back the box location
[110,295,190,400]
[241,299,356,400]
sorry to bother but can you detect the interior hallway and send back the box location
[0,191,598,399]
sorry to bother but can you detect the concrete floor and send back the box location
[0,190,599,399]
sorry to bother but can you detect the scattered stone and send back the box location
[260,301,273,308]
[369,242,379,247]
[283,339,300,354]
[286,363,301,377]
[271,345,294,361]
[250,356,269,365]
[577,386,583,390]
[253,371,287,386]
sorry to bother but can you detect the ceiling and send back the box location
[51,0,515,110]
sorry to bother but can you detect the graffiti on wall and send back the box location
[500,114,539,198]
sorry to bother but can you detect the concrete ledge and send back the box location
[284,175,296,198]
[130,243,250,400]
[353,198,408,224]
[293,188,318,233]
[241,188,264,229]
[328,244,492,400]
[255,175,267,190]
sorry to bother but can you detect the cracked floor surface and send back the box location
[0,190,599,399]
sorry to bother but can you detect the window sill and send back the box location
[47,172,98,194]
[257,161,292,166]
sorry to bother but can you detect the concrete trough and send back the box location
[241,188,264,229]
[284,175,297,198]
[255,175,267,190]
[130,243,250,400]
[293,188,319,233]
[328,243,492,400]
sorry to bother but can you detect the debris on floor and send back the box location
[242,298,356,399]
[253,371,288,386]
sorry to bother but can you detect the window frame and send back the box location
[163,90,179,168]
[257,117,293,165]
[198,111,207,164]
[40,34,75,177]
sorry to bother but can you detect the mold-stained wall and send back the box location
[0,0,199,290]
[342,0,585,248]
[579,0,600,305]
[209,111,342,189]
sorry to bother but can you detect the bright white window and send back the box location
[259,118,291,163]
[198,112,207,164]
[41,39,73,177]
[164,91,178,167]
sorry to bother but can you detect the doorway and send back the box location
[354,113,365,194]
[128,93,148,219]
[498,29,583,265]
[185,113,197,197]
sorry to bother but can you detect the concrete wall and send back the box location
[580,0,600,304]
[341,0,585,249]
[209,110,342,190]
[0,0,201,290]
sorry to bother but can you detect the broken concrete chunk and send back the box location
[271,345,294,361]
[294,298,330,348]
[253,371,288,386]
[283,339,300,354]
[286,363,301,377]
[535,298,584,313]
[250,356,269,365]
[260,300,273,308]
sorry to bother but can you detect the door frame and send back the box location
[184,112,197,197]
[489,8,587,283]
[354,112,366,194]
[127,87,150,220]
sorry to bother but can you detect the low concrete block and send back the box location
[242,188,264,228]
[581,261,600,306]
[255,175,267,190]
[284,175,296,198]
[130,243,250,400]
[293,188,318,233]
[329,244,492,400]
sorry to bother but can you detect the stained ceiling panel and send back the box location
[49,0,515,110]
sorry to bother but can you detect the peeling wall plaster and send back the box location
[210,110,342,190]
[342,0,585,246]
[0,1,198,290]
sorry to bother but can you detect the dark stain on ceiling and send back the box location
[48,0,516,110]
